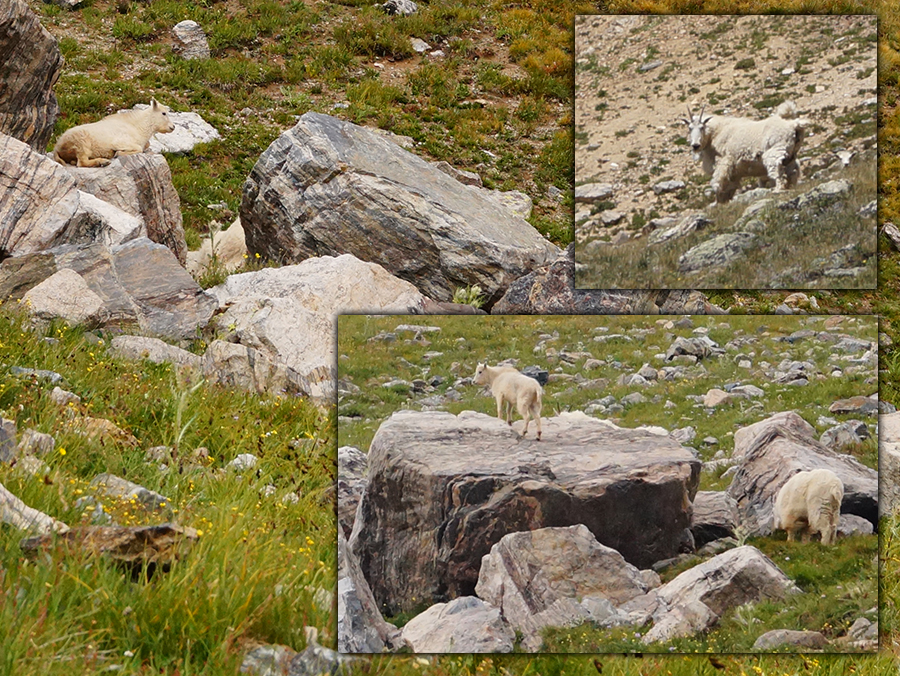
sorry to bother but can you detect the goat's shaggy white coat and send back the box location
[53,99,176,168]
[473,363,543,440]
[773,468,843,545]
[682,101,809,203]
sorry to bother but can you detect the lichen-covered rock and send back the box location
[348,410,700,615]
[240,112,558,306]
[0,0,62,150]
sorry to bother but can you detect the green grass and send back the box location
[0,307,332,676]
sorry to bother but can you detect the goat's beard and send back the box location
[692,151,701,161]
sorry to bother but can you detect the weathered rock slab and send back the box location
[881,412,900,516]
[110,335,202,370]
[475,525,647,650]
[240,112,558,305]
[655,545,797,619]
[64,153,187,264]
[22,268,105,326]
[0,481,69,534]
[400,597,514,653]
[349,410,700,615]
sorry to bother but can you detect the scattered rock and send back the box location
[703,389,732,407]
[752,629,828,650]
[0,481,69,534]
[17,429,55,457]
[652,180,685,195]
[50,386,80,407]
[227,453,259,472]
[575,183,614,203]
[882,223,900,251]
[90,473,170,512]
[77,416,140,447]
[21,523,196,576]
[648,214,710,245]
[110,335,202,371]
[172,20,210,60]
[383,0,417,15]
[829,395,877,416]
[63,153,187,265]
[400,597,515,653]
[642,599,717,644]
[678,233,759,274]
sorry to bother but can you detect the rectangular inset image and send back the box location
[573,15,877,290]
[337,314,878,653]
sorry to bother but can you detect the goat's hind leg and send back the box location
[763,147,790,191]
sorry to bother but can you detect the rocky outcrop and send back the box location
[349,410,700,615]
[0,0,62,151]
[399,597,514,653]
[492,248,722,314]
[727,411,878,533]
[1,238,217,339]
[64,153,187,264]
[240,112,558,306]
[474,525,648,650]
[337,446,368,539]
[0,134,145,256]
[109,336,203,371]
[208,254,428,399]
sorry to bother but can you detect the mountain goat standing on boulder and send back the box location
[682,101,809,203]
[473,363,543,440]
[53,99,175,168]
[773,468,843,545]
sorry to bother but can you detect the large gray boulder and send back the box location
[348,410,700,615]
[0,238,216,339]
[399,597,514,653]
[0,134,145,255]
[208,254,428,399]
[474,525,648,650]
[337,446,368,539]
[492,248,722,314]
[727,411,878,533]
[64,153,187,265]
[240,112,558,306]
[0,0,61,151]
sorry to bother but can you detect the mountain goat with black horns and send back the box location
[682,101,810,203]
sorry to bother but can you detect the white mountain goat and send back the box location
[773,468,843,545]
[53,99,175,168]
[473,363,543,440]
[681,101,809,203]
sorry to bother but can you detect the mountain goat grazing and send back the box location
[473,363,543,440]
[53,99,175,168]
[682,101,809,203]
[773,468,843,545]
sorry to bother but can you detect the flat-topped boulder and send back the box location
[348,410,700,615]
[727,411,878,533]
[240,112,559,306]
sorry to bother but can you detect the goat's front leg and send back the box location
[711,157,738,203]
[762,147,789,191]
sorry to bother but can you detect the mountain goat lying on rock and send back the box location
[682,101,809,203]
[773,468,843,545]
[53,99,175,168]
[473,363,543,440]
